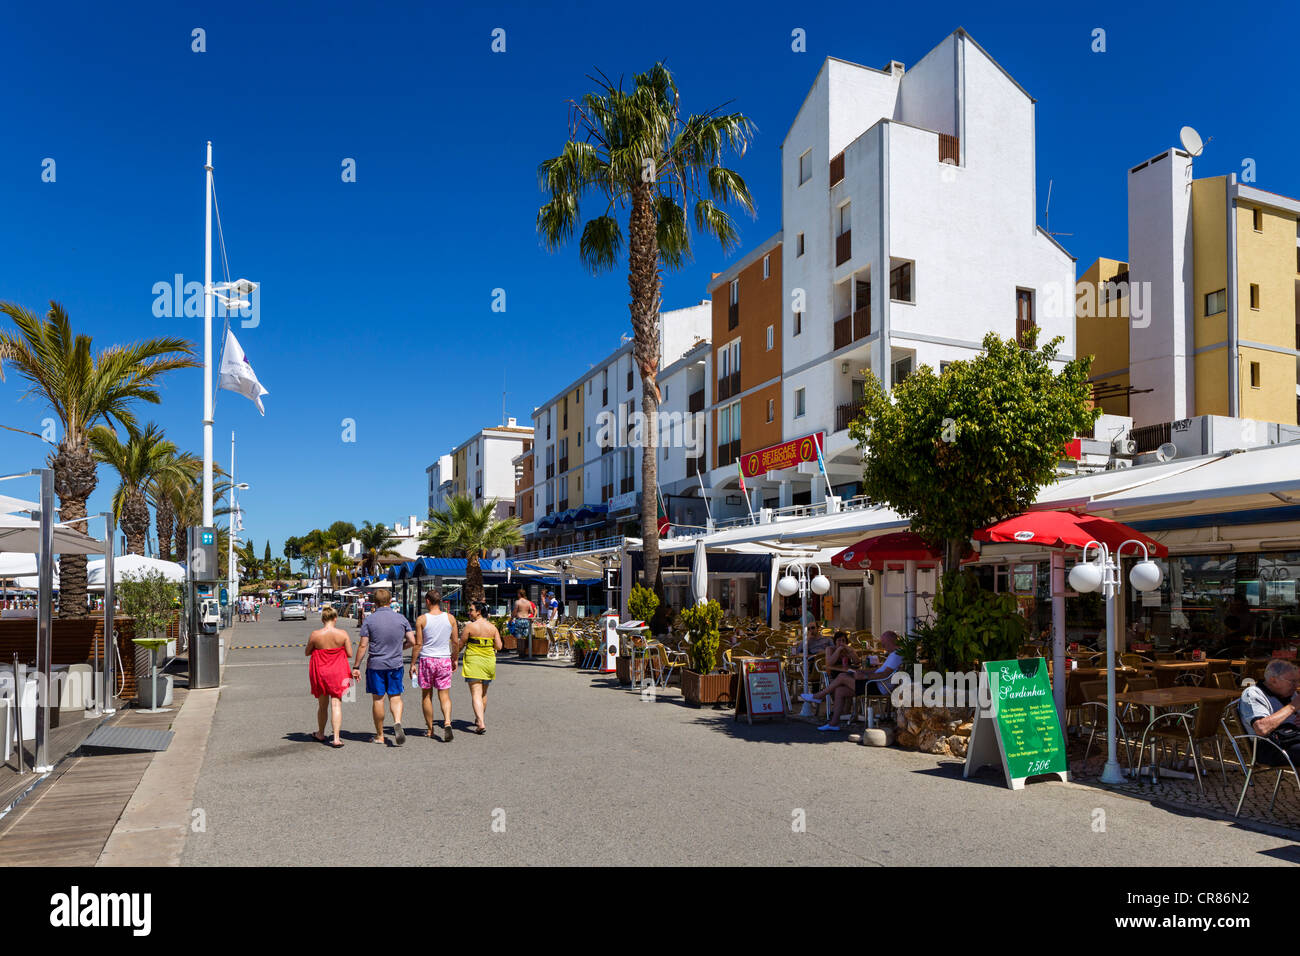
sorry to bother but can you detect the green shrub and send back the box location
[679,599,723,674]
[628,584,659,623]
[907,570,1027,674]
[116,570,181,640]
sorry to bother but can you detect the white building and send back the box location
[424,421,534,521]
[770,28,1075,505]
[425,453,453,514]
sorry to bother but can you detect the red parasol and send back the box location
[974,510,1166,558]
[831,531,942,571]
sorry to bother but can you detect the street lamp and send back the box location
[777,559,831,717]
[1068,539,1163,784]
[228,481,249,622]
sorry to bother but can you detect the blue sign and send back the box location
[201,531,215,546]
[219,587,228,606]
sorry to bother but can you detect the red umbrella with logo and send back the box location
[831,532,942,571]
[974,510,1165,558]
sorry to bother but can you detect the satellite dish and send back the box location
[1179,126,1204,157]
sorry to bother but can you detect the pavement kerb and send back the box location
[96,682,222,867]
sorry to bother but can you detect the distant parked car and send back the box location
[280,600,307,622]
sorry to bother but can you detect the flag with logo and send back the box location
[736,459,748,496]
[813,434,828,475]
[219,329,269,415]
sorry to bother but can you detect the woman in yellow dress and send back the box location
[461,601,502,734]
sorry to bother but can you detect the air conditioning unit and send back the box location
[1105,457,1132,470]
[1111,436,1137,455]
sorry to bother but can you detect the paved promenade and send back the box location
[181,618,1300,866]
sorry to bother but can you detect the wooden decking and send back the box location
[0,687,187,866]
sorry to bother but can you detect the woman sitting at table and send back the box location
[823,631,858,676]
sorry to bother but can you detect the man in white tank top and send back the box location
[411,589,459,741]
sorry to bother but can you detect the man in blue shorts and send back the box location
[351,587,415,746]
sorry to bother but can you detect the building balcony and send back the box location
[717,370,741,401]
[836,401,865,433]
[558,456,568,473]
[602,483,613,500]
[619,476,634,495]
[1016,318,1037,348]
[686,455,704,478]
[833,305,871,351]
[545,464,555,479]
[688,388,705,413]
[829,151,845,188]
[836,230,852,267]
[728,300,739,330]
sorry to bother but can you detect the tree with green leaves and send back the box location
[89,422,185,556]
[537,63,755,589]
[418,496,522,603]
[149,451,200,561]
[850,330,1097,574]
[355,520,400,577]
[0,301,197,616]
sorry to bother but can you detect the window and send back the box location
[1250,283,1260,309]
[794,311,803,336]
[939,361,952,375]
[729,401,741,440]
[767,398,775,422]
[1253,208,1263,231]
[799,149,812,185]
[1016,288,1035,346]
[890,261,914,302]
[663,384,669,401]
[1250,361,1262,388]
[766,325,774,350]
[892,355,913,385]
[795,387,806,417]
[838,202,851,235]
[730,279,739,305]
[796,233,805,257]
[718,339,741,378]
[1206,289,1226,316]
[763,254,770,279]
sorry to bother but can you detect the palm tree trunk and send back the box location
[175,521,188,566]
[52,439,96,618]
[122,489,149,555]
[467,553,484,604]
[628,181,663,588]
[156,500,174,562]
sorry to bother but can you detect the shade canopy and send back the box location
[974,510,1166,558]
[690,537,708,604]
[0,513,103,555]
[831,531,942,571]
[88,554,185,585]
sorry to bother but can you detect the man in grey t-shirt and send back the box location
[352,588,415,746]
[1239,659,1300,766]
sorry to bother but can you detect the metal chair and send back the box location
[1135,697,1231,792]
[1221,708,1300,817]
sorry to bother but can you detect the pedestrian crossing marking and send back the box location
[230,643,307,649]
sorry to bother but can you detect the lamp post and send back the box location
[1067,539,1163,784]
[777,559,831,717]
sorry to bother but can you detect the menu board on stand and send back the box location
[733,658,787,724]
[964,657,1068,790]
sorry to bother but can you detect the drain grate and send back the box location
[80,726,174,754]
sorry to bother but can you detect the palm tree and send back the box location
[326,548,351,589]
[537,63,754,588]
[89,422,182,555]
[418,496,522,603]
[149,451,200,561]
[0,301,197,616]
[300,529,338,596]
[355,520,400,577]
[173,468,231,566]
[266,557,290,590]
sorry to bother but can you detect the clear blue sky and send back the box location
[2,0,1296,562]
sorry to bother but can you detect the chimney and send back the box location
[507,416,517,427]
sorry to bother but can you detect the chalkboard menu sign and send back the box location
[963,657,1068,790]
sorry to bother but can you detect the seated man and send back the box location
[1239,659,1300,766]
[801,631,903,732]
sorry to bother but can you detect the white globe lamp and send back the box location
[810,574,831,596]
[777,575,799,597]
[1129,559,1163,593]
[1068,560,1103,594]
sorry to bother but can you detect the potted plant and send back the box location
[680,599,731,706]
[117,570,181,708]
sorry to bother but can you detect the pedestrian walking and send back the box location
[461,600,502,735]
[411,589,458,742]
[306,606,353,748]
[510,588,534,657]
[351,587,415,746]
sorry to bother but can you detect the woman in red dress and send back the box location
[306,606,353,747]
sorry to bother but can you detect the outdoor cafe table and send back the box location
[1114,686,1241,781]
[1151,661,1209,686]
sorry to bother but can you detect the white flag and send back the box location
[219,329,269,415]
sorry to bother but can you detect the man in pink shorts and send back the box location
[410,589,460,742]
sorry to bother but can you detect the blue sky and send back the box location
[2,0,1297,563]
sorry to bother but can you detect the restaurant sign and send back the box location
[963,657,1068,790]
[740,432,826,478]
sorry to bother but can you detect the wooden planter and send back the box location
[682,669,733,706]
[615,655,633,685]
[526,636,550,657]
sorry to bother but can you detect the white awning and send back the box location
[0,514,104,555]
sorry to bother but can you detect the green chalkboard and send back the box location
[965,657,1068,789]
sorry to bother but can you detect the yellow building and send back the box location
[1078,151,1299,427]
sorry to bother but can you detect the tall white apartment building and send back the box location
[425,453,453,514]
[767,28,1075,506]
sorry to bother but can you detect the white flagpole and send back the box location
[228,430,236,614]
[202,141,215,527]
[695,469,713,524]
